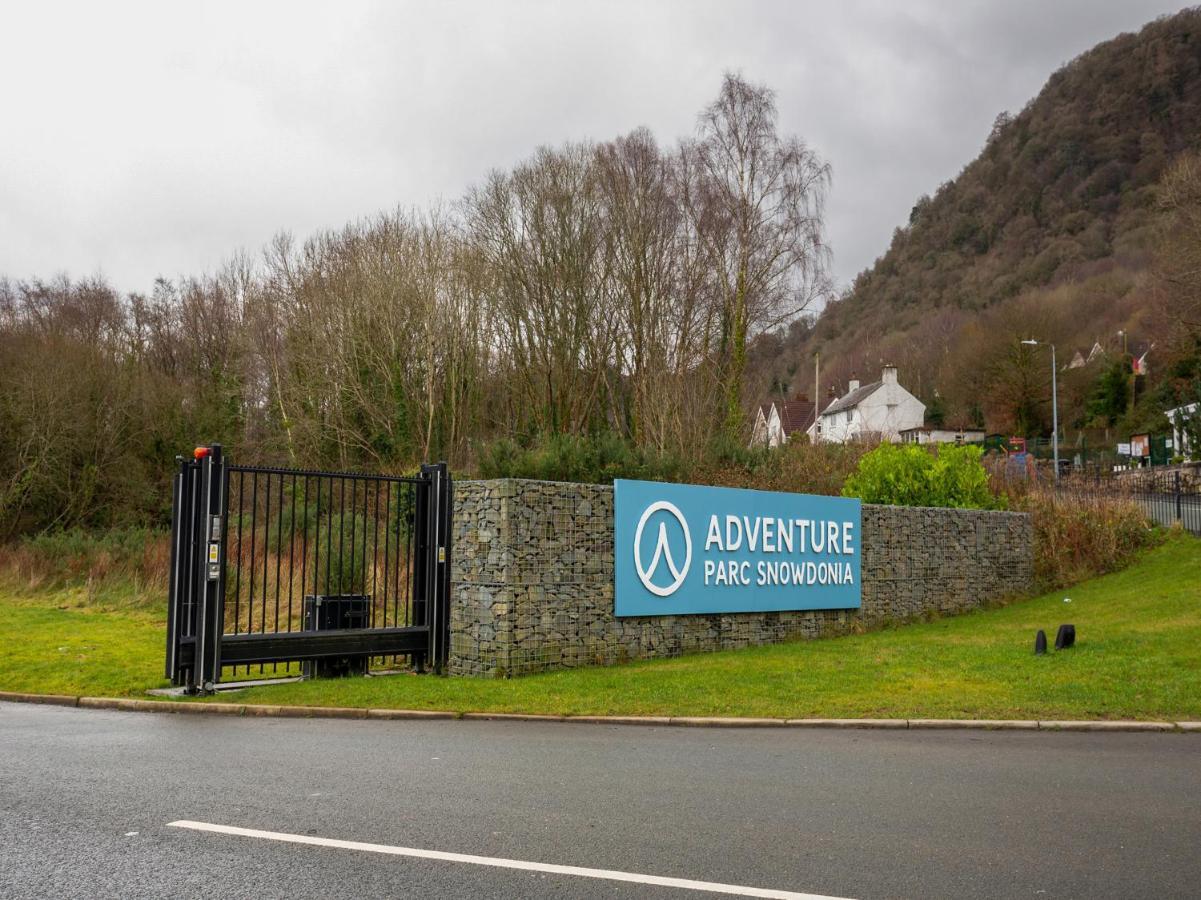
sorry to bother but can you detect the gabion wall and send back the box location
[449,479,1034,677]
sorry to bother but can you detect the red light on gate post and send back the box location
[193,446,211,460]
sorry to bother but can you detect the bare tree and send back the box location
[465,143,614,435]
[688,72,832,440]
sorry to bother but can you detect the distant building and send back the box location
[751,396,817,448]
[1067,342,1106,370]
[899,426,986,445]
[1167,402,1198,459]
[814,365,925,443]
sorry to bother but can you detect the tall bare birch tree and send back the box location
[690,72,832,441]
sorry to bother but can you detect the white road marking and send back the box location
[167,820,853,899]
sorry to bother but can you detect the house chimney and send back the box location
[848,372,860,393]
[882,364,898,385]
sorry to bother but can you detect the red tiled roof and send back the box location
[775,399,816,435]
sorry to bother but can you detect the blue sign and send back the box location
[614,479,861,617]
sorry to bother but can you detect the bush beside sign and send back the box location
[614,479,862,617]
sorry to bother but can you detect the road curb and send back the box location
[909,718,1039,730]
[1037,720,1176,732]
[366,708,459,720]
[669,716,788,727]
[0,692,1195,731]
[786,717,908,729]
[0,691,79,708]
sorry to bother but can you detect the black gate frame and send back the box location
[166,445,452,694]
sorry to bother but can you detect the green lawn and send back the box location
[2,533,1199,720]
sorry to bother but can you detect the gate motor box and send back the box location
[302,594,371,678]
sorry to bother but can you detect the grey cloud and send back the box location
[0,0,1186,294]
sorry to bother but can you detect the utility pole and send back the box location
[1022,339,1059,482]
[813,351,820,441]
[1119,329,1134,415]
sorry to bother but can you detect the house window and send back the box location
[845,410,853,424]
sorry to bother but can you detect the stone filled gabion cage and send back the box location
[450,479,1034,677]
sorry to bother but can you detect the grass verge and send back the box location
[0,533,1198,720]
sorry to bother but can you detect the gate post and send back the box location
[165,457,192,687]
[191,443,227,694]
[422,462,452,674]
[412,462,452,674]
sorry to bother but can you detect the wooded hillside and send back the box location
[752,9,1201,436]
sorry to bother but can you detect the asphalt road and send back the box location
[1,702,1198,899]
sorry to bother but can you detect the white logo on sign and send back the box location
[633,501,692,597]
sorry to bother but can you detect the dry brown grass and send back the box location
[0,528,170,608]
[1006,489,1163,591]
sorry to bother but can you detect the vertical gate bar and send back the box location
[301,474,311,624]
[312,475,321,608]
[325,476,334,596]
[381,481,391,625]
[185,464,199,640]
[285,473,295,634]
[360,480,369,609]
[406,482,415,629]
[182,467,198,694]
[274,473,283,631]
[261,472,271,635]
[218,462,231,679]
[287,473,297,635]
[371,480,381,629]
[247,472,258,641]
[337,477,346,595]
[260,472,270,674]
[412,473,428,673]
[233,470,244,636]
[273,473,284,670]
[347,478,357,595]
[398,482,407,629]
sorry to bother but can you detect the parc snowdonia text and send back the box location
[702,514,856,587]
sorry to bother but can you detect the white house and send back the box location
[813,365,925,443]
[1167,402,1198,459]
[751,397,817,448]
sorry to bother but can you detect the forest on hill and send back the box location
[751,8,1201,440]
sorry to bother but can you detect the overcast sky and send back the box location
[0,0,1188,296]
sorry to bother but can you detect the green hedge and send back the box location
[841,443,1003,509]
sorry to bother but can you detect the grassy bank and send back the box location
[0,533,1197,720]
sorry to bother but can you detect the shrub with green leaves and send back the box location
[841,443,1002,509]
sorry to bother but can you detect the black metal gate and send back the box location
[166,444,451,694]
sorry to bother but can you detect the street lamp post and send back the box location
[1022,339,1059,482]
